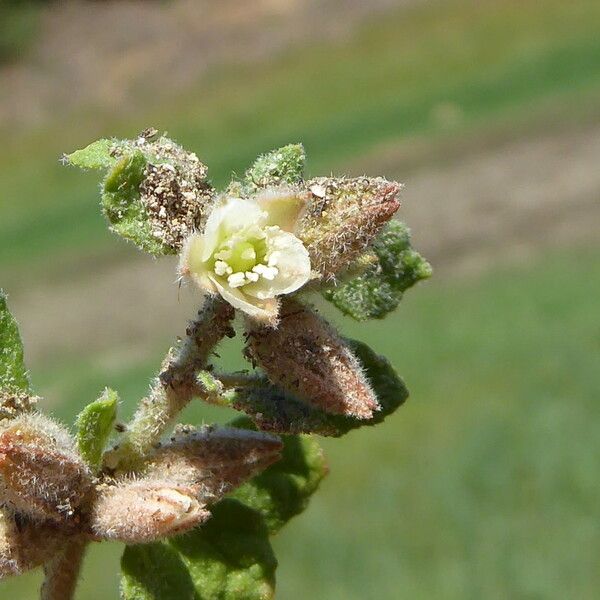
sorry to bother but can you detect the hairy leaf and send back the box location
[231,338,408,436]
[171,500,276,600]
[64,139,120,170]
[120,422,324,599]
[75,387,118,469]
[0,290,30,393]
[229,424,327,534]
[121,542,197,600]
[323,221,432,320]
[101,149,170,256]
[243,144,305,192]
[68,133,214,255]
[121,501,276,600]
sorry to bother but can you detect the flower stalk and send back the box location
[105,296,235,470]
[41,537,88,600]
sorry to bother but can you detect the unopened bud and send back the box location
[143,425,282,501]
[0,414,92,522]
[89,479,210,543]
[245,299,379,419]
[296,177,401,280]
[0,509,67,578]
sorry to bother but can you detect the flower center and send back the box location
[211,229,279,289]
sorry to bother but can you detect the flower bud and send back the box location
[245,299,379,419]
[295,177,401,280]
[89,479,210,543]
[143,425,282,501]
[0,414,92,522]
[0,509,67,578]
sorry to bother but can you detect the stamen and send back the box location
[214,260,233,276]
[253,264,279,280]
[227,272,247,288]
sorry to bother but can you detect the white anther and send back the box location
[227,272,246,288]
[214,260,233,276]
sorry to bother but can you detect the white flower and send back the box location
[179,189,311,323]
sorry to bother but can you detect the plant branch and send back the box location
[105,296,235,470]
[40,537,87,600]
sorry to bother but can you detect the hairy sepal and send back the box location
[119,420,325,600]
[233,338,408,436]
[90,479,211,544]
[295,177,401,281]
[0,509,69,579]
[0,413,92,522]
[245,299,379,419]
[141,425,283,502]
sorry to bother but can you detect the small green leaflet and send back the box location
[75,387,118,470]
[243,144,305,193]
[64,139,120,170]
[101,149,170,256]
[323,221,432,320]
[0,290,30,393]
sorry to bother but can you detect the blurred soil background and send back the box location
[0,0,599,598]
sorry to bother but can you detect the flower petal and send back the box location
[179,234,216,293]
[244,229,311,299]
[208,274,278,323]
[201,197,266,261]
[255,187,305,233]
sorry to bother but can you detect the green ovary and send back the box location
[228,241,258,273]
[212,234,269,278]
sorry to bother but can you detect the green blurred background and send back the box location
[1,0,599,598]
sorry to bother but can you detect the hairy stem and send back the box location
[216,372,262,388]
[40,537,87,600]
[106,296,235,470]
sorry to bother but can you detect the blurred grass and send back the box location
[2,245,598,599]
[0,1,42,64]
[2,0,600,282]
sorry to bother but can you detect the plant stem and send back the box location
[217,372,262,388]
[40,537,87,600]
[106,296,235,470]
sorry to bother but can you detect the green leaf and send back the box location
[122,501,276,600]
[171,500,276,600]
[230,338,408,436]
[75,387,118,469]
[244,144,305,192]
[0,290,30,392]
[101,149,170,256]
[65,139,120,170]
[323,221,432,320]
[228,423,327,534]
[120,421,325,599]
[121,541,197,600]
